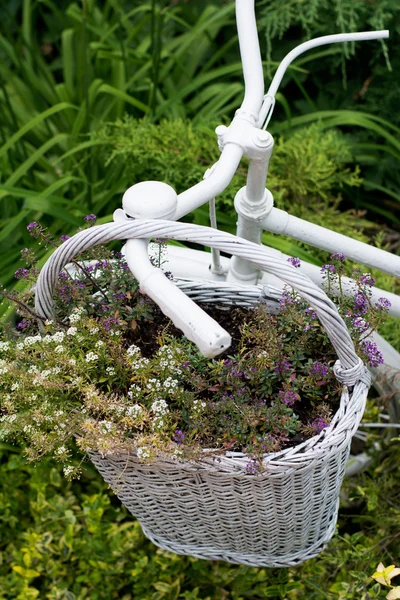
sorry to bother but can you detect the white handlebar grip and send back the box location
[139,269,232,358]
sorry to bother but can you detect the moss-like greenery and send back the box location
[0,438,399,599]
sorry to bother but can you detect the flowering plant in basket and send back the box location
[0,220,390,480]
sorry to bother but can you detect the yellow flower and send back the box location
[372,563,400,586]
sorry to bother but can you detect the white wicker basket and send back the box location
[35,220,371,567]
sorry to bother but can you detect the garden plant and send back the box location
[1,0,400,598]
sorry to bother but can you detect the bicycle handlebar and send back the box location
[257,30,389,128]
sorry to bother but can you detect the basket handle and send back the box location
[34,220,370,388]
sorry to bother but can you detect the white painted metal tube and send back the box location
[174,144,243,220]
[257,30,389,127]
[124,239,232,357]
[236,0,265,119]
[262,207,400,278]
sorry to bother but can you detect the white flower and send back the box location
[0,360,9,374]
[67,327,77,336]
[127,344,141,357]
[99,420,113,433]
[0,341,10,352]
[95,340,105,348]
[55,345,65,353]
[28,365,39,374]
[126,404,143,419]
[16,342,24,351]
[52,332,65,344]
[89,327,99,335]
[85,352,98,363]
[45,320,53,326]
[151,399,169,415]
[68,359,77,366]
[11,382,20,391]
[52,367,61,374]
[69,314,80,324]
[106,366,116,375]
[56,445,67,455]
[136,447,150,460]
[24,335,42,347]
[193,399,207,412]
[63,466,74,477]
[42,335,52,345]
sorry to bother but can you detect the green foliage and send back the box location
[1,436,400,599]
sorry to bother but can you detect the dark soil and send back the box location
[125,302,249,358]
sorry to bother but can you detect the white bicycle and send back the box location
[43,0,400,474]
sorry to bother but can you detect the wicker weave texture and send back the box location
[89,438,351,567]
[34,220,371,566]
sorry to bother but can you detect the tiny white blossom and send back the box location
[17,343,25,350]
[126,405,143,419]
[99,420,113,433]
[95,340,105,348]
[151,399,169,415]
[0,341,10,352]
[89,327,99,335]
[55,345,65,353]
[67,327,77,336]
[11,382,20,391]
[85,352,98,363]
[52,332,65,343]
[136,447,150,459]
[127,344,141,357]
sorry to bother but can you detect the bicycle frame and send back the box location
[115,0,399,364]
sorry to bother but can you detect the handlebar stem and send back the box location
[236,0,265,122]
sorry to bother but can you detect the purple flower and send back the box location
[352,316,369,332]
[376,297,391,311]
[14,268,29,279]
[102,316,121,331]
[353,292,368,316]
[321,264,336,273]
[118,261,130,271]
[181,361,191,368]
[113,292,126,301]
[287,257,301,268]
[95,260,109,269]
[359,273,375,287]
[278,390,298,406]
[362,340,384,368]
[27,222,41,238]
[173,429,185,444]
[311,417,329,434]
[279,289,296,308]
[83,214,97,222]
[58,271,69,281]
[245,458,259,475]
[305,307,317,319]
[274,360,292,373]
[330,252,345,262]
[309,361,329,377]
[17,319,30,330]
[60,234,70,243]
